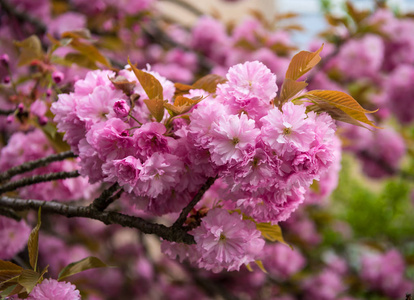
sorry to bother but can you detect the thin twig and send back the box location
[184,262,238,300]
[0,171,80,194]
[89,183,120,211]
[0,151,77,183]
[358,151,414,181]
[173,176,217,228]
[159,0,204,16]
[142,19,213,72]
[0,108,15,116]
[0,196,195,244]
[0,207,21,221]
[0,0,47,35]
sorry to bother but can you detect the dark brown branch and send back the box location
[159,0,203,16]
[0,171,80,194]
[0,108,15,116]
[0,196,195,244]
[0,207,21,221]
[173,176,217,228]
[142,20,213,72]
[0,151,77,183]
[185,263,238,300]
[0,0,47,35]
[89,183,120,211]
[358,150,414,181]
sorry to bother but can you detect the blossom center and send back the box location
[283,127,292,136]
[219,233,226,241]
[232,137,240,145]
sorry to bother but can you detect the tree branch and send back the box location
[0,171,80,194]
[184,263,238,300]
[0,108,15,116]
[0,196,195,244]
[159,0,204,16]
[0,207,21,221]
[359,150,414,181]
[0,151,77,183]
[89,183,121,211]
[173,176,217,228]
[0,0,47,35]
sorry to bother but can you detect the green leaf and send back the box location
[256,222,291,248]
[0,272,22,287]
[285,44,323,81]
[64,53,98,70]
[192,74,227,93]
[128,58,163,100]
[0,261,23,272]
[301,90,380,129]
[13,36,43,66]
[143,98,165,122]
[0,284,18,297]
[17,270,41,294]
[244,261,267,273]
[70,39,111,68]
[58,256,108,281]
[28,208,41,271]
[279,78,308,104]
[254,260,267,273]
[61,29,92,40]
[310,179,320,193]
[0,261,23,286]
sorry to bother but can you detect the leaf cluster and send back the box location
[277,44,379,129]
[0,209,108,299]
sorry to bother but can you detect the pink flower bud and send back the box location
[0,54,9,68]
[113,99,130,118]
[3,76,10,84]
[17,103,24,113]
[52,71,64,84]
[6,115,13,124]
[46,88,52,97]
[39,116,48,126]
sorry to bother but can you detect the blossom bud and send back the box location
[114,99,130,118]
[3,76,10,84]
[6,115,13,124]
[17,103,24,113]
[52,71,64,84]
[46,88,52,97]
[39,116,48,126]
[0,54,9,68]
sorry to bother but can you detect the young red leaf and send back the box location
[143,98,165,122]
[193,74,227,93]
[279,78,308,104]
[164,96,202,116]
[128,58,163,100]
[109,76,136,96]
[285,44,323,81]
[302,90,380,129]
[174,83,194,98]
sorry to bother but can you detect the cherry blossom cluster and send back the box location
[51,59,339,272]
